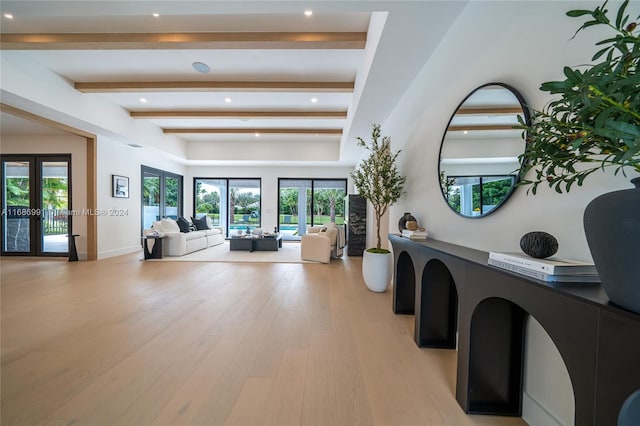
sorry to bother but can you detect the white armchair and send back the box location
[301,223,344,263]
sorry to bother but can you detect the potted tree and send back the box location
[517,0,640,313]
[351,123,406,292]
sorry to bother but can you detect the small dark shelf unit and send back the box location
[389,234,640,425]
[346,194,366,256]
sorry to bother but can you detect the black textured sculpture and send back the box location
[520,231,558,259]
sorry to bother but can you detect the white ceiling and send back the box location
[0,1,469,167]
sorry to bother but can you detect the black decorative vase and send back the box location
[583,177,640,314]
[398,212,416,233]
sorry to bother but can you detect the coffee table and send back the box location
[229,233,283,252]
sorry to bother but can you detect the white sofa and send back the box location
[144,217,225,257]
[301,222,345,263]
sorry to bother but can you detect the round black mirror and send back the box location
[438,83,530,218]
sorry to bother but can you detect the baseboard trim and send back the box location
[98,245,140,259]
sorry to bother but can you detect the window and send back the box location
[278,178,346,240]
[444,175,514,217]
[194,178,261,235]
[141,166,183,230]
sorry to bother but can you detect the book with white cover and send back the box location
[402,229,428,238]
[488,252,597,275]
[488,259,600,282]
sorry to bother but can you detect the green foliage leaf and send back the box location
[615,0,629,28]
[567,9,594,18]
[519,0,640,194]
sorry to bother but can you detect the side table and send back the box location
[142,235,165,260]
[68,234,80,262]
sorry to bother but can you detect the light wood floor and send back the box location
[1,253,526,426]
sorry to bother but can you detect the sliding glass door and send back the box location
[195,178,227,227]
[228,179,261,234]
[1,155,71,256]
[278,178,346,240]
[194,178,261,236]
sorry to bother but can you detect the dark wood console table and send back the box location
[388,234,640,425]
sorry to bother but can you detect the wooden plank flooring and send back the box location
[1,253,526,425]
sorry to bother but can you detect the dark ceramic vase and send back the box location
[398,212,416,233]
[583,177,640,314]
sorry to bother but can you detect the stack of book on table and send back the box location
[401,229,428,241]
[488,252,600,283]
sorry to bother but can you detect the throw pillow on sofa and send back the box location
[160,218,180,233]
[191,215,210,230]
[176,216,191,233]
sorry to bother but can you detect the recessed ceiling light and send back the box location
[152,13,160,17]
[255,133,260,137]
[311,97,318,103]
[140,98,148,103]
[304,10,313,16]
[224,97,232,103]
[4,13,14,19]
[463,130,468,134]
[192,61,210,74]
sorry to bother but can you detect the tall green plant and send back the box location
[518,0,640,194]
[350,123,406,252]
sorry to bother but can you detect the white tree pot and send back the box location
[362,250,392,292]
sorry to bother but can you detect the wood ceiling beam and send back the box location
[131,110,347,119]
[163,128,342,135]
[0,32,367,50]
[75,81,354,93]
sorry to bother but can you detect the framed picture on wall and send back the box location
[112,175,129,198]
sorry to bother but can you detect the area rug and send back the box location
[148,241,314,263]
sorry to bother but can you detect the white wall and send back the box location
[1,129,186,260]
[382,2,638,425]
[386,0,639,261]
[96,137,186,259]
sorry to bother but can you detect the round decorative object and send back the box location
[584,177,640,314]
[438,83,530,218]
[253,227,263,236]
[398,212,416,232]
[519,231,558,259]
[406,220,418,231]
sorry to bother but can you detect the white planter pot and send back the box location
[362,250,392,292]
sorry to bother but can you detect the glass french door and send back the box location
[141,165,183,230]
[142,169,160,229]
[1,155,71,257]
